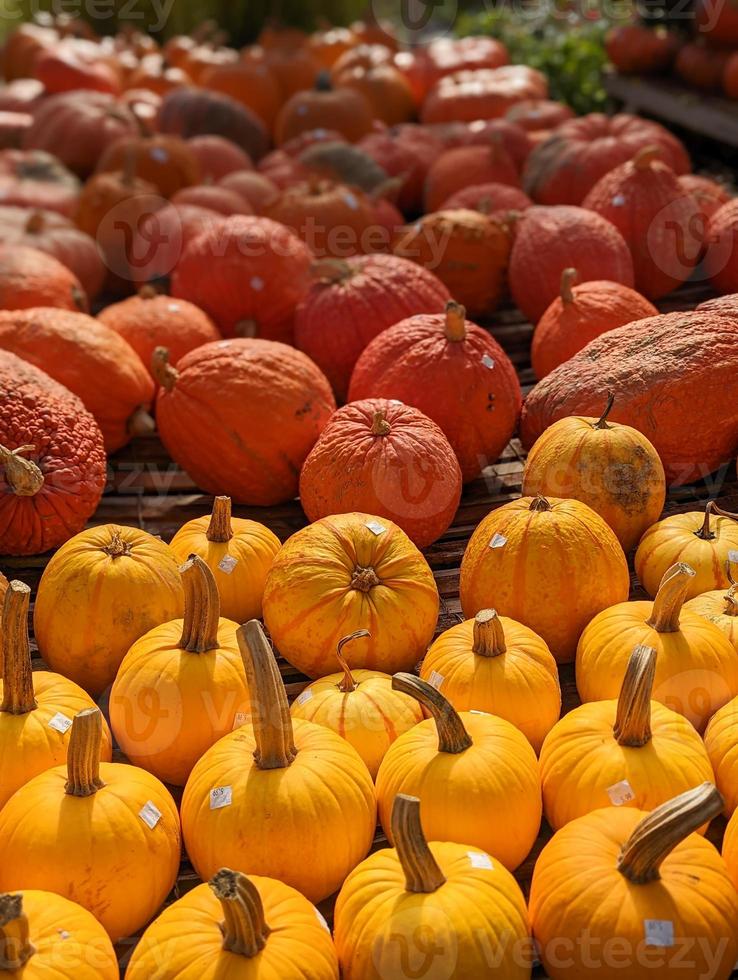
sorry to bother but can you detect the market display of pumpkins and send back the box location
[3,9,738,979]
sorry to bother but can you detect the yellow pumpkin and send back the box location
[110,555,247,786]
[181,620,376,903]
[635,501,738,599]
[704,696,738,816]
[290,629,423,779]
[459,495,630,663]
[262,512,439,677]
[576,562,738,731]
[169,495,281,624]
[685,564,738,652]
[522,395,666,553]
[375,673,541,871]
[0,707,181,941]
[530,784,738,980]
[34,524,184,696]
[334,794,532,980]
[540,644,714,829]
[126,868,339,979]
[723,807,738,891]
[419,609,560,753]
[0,890,118,978]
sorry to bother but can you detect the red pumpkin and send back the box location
[421,66,548,125]
[3,21,58,81]
[201,57,281,130]
[679,173,731,227]
[274,72,375,146]
[186,135,253,180]
[334,64,415,126]
[33,41,121,95]
[676,41,731,91]
[439,181,532,217]
[505,99,575,132]
[357,130,434,213]
[431,118,533,171]
[129,202,225,287]
[0,149,80,217]
[219,170,280,212]
[96,134,201,199]
[157,87,269,161]
[0,243,87,312]
[605,24,680,74]
[424,142,521,212]
[705,200,738,294]
[424,36,510,84]
[170,184,253,215]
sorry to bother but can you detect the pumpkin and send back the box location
[0,352,106,556]
[126,868,339,979]
[186,135,253,181]
[704,682,738,817]
[170,184,253,215]
[521,312,738,486]
[676,41,731,92]
[298,140,391,194]
[33,42,121,96]
[0,707,181,942]
[421,65,548,125]
[523,112,690,206]
[357,130,435,213]
[424,35,510,82]
[3,21,58,81]
[530,784,738,980]
[685,567,738,654]
[424,142,521,213]
[577,562,738,731]
[705,200,738,294]
[96,133,201,199]
[309,25,359,68]
[522,395,666,553]
[157,87,269,160]
[505,98,575,132]
[334,794,531,980]
[182,620,376,902]
[125,54,191,95]
[678,173,731,227]
[605,24,680,74]
[129,201,225,287]
[274,72,375,146]
[0,243,87,312]
[696,0,738,43]
[300,399,462,548]
[201,57,281,130]
[432,117,532,170]
[259,44,322,102]
[34,524,184,697]
[375,674,542,871]
[420,608,560,753]
[330,43,393,80]
[0,149,80,217]
[294,255,448,400]
[460,496,630,663]
[154,339,335,505]
[181,42,238,86]
[335,64,414,126]
[439,180,532,216]
[220,169,279,212]
[169,496,280,623]
[724,807,738,892]
[530,268,658,379]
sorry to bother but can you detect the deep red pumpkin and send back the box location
[421,66,548,124]
[505,99,575,132]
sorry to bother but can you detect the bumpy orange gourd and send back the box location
[577,562,738,731]
[530,784,738,980]
[685,567,738,653]
[420,609,560,752]
[375,674,541,871]
[34,525,184,697]
[182,621,376,903]
[262,512,439,678]
[522,395,666,552]
[0,707,181,941]
[335,794,531,980]
[460,495,630,663]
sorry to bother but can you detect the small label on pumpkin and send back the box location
[489,533,507,549]
[210,785,233,810]
[729,550,738,564]
[612,193,626,207]
[233,711,250,729]
[218,555,239,574]
[315,908,331,932]
[365,520,387,536]
[467,851,493,870]
[481,354,495,370]
[344,192,360,211]
[48,712,73,735]
[58,930,70,941]
[427,670,444,690]
[296,688,313,705]
[606,779,635,806]
[469,709,490,716]
[139,801,162,829]
[250,276,265,291]
[644,919,674,947]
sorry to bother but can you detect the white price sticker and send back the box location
[232,711,250,730]
[365,520,387,536]
[315,908,331,932]
[644,919,674,948]
[606,779,635,806]
[48,712,73,734]
[210,786,233,810]
[296,689,313,705]
[612,193,626,207]
[467,851,494,870]
[481,354,495,370]
[427,670,444,690]
[218,555,239,574]
[489,533,507,549]
[469,709,490,716]
[729,550,738,564]
[139,801,162,829]
[58,930,70,941]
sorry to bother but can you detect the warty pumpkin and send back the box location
[129,201,225,287]
[375,674,542,871]
[530,784,738,980]
[274,72,374,146]
[0,707,181,941]
[182,620,376,902]
[423,35,510,82]
[424,141,521,213]
[576,562,738,731]
[186,134,253,181]
[334,794,531,980]
[704,690,738,816]
[96,133,201,199]
[358,128,439,213]
[679,173,731,227]
[170,183,253,216]
[126,868,339,979]
[421,65,548,125]
[157,87,269,161]
[685,566,738,654]
[705,200,738,294]
[420,609,560,753]
[0,148,80,217]
[522,394,666,553]
[34,524,185,697]
[0,243,86,312]
[263,511,438,678]
[460,495,630,663]
[439,179,532,216]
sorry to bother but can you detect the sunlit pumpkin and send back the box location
[704,693,738,817]
[96,133,201,198]
[685,566,738,653]
[724,806,738,891]
[274,72,374,146]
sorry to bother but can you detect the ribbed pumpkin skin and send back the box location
[521,312,738,486]
[460,497,630,663]
[725,810,738,891]
[300,399,462,548]
[156,339,336,506]
[531,279,657,379]
[0,242,86,312]
[0,352,106,556]
[705,698,738,815]
[509,206,634,322]
[686,591,738,653]
[348,310,522,481]
[705,200,738,294]
[263,513,439,678]
[424,143,520,212]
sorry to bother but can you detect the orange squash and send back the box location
[201,57,281,130]
[335,63,414,126]
[424,141,521,213]
[0,242,86,312]
[274,72,374,146]
[724,805,738,892]
[705,692,738,816]
[96,133,201,198]
[685,565,738,653]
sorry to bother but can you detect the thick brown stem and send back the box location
[617,783,723,884]
[0,582,36,715]
[336,630,370,693]
[65,708,105,797]
[207,496,234,543]
[371,410,391,436]
[0,445,44,497]
[593,392,615,430]
[647,562,695,632]
[391,794,446,893]
[392,673,472,753]
[151,347,178,392]
[613,645,656,747]
[529,494,552,513]
[444,301,467,342]
[351,566,380,593]
[724,564,738,616]
[633,144,661,170]
[210,869,270,957]
[127,406,156,438]
[102,529,132,558]
[472,609,506,658]
[0,895,35,970]
[560,267,578,304]
[178,555,220,653]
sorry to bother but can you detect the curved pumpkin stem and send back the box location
[310,258,353,284]
[0,582,36,716]
[127,406,156,438]
[209,869,271,957]
[65,708,106,797]
[472,609,506,658]
[633,144,662,170]
[0,445,44,498]
[613,645,656,747]
[647,562,695,633]
[617,783,723,884]
[371,410,391,436]
[151,347,179,392]
[529,494,552,513]
[444,301,467,342]
[336,630,370,693]
[560,267,578,305]
[593,392,615,431]
[237,621,297,770]
[392,673,472,754]
[0,894,35,970]
[207,496,234,543]
[391,794,447,894]
[695,500,738,541]
[178,555,220,653]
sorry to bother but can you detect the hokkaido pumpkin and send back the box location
[263,512,437,678]
[274,73,374,146]
[34,524,184,697]
[96,133,201,198]
[424,141,521,212]
[358,128,439,213]
[334,794,531,980]
[704,693,738,816]
[0,149,80,217]
[181,620,376,902]
[705,200,738,294]
[505,98,574,132]
[685,567,738,653]
[421,66,548,125]
[0,707,181,942]
[375,674,542,871]
[439,180,532,215]
[129,201,225,288]
[126,869,340,979]
[0,243,86,312]
[423,35,510,83]
[170,184,253,216]
[577,562,738,731]
[530,784,738,980]
[679,173,731,227]
[186,134,253,181]
[460,496,630,663]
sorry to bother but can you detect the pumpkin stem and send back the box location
[0,895,35,970]
[593,392,615,430]
[694,500,738,541]
[560,267,578,304]
[234,319,259,339]
[391,794,447,894]
[477,195,492,215]
[646,562,695,633]
[472,609,506,658]
[102,528,132,559]
[617,783,723,884]
[633,144,662,170]
[24,210,45,234]
[178,555,220,653]
[138,284,159,300]
[237,621,297,770]
[0,582,36,716]
[392,673,472,754]
[444,301,467,342]
[0,445,44,498]
[151,347,179,392]
[127,406,156,438]
[336,629,370,693]
[315,69,332,91]
[210,869,271,958]
[371,410,391,436]
[65,708,105,797]
[310,258,352,284]
[351,565,380,593]
[529,494,552,513]
[207,496,234,543]
[613,645,656,747]
[724,561,738,617]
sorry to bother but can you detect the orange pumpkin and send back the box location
[0,243,86,312]
[685,565,738,654]
[308,25,359,68]
[705,690,738,816]
[96,133,201,198]
[439,179,532,216]
[170,184,253,215]
[258,44,322,102]
[422,65,547,125]
[128,201,225,288]
[186,134,253,180]
[424,141,521,212]
[335,64,414,126]
[724,805,738,892]
[274,72,374,146]
[201,56,281,130]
